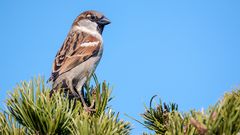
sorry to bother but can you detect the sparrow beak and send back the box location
[98,16,111,25]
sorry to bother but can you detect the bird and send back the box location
[48,10,110,111]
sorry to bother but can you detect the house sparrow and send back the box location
[48,10,110,111]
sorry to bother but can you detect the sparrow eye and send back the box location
[86,14,97,21]
[90,15,97,21]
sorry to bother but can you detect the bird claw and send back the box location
[77,94,96,113]
[84,107,96,113]
[83,100,96,113]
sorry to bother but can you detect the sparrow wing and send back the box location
[48,31,101,82]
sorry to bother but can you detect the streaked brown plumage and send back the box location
[48,10,110,111]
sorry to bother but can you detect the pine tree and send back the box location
[0,75,239,134]
[139,90,240,135]
[0,76,131,135]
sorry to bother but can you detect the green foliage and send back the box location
[6,78,75,134]
[140,95,178,134]
[140,90,240,135]
[68,110,130,135]
[0,76,131,135]
[0,112,26,135]
[207,89,240,134]
[1,75,239,135]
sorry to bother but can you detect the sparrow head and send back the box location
[73,10,111,34]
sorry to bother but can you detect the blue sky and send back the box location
[1,0,240,134]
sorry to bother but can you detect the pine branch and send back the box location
[139,89,240,135]
[2,76,131,135]
[0,112,26,135]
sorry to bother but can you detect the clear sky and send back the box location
[1,0,240,134]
